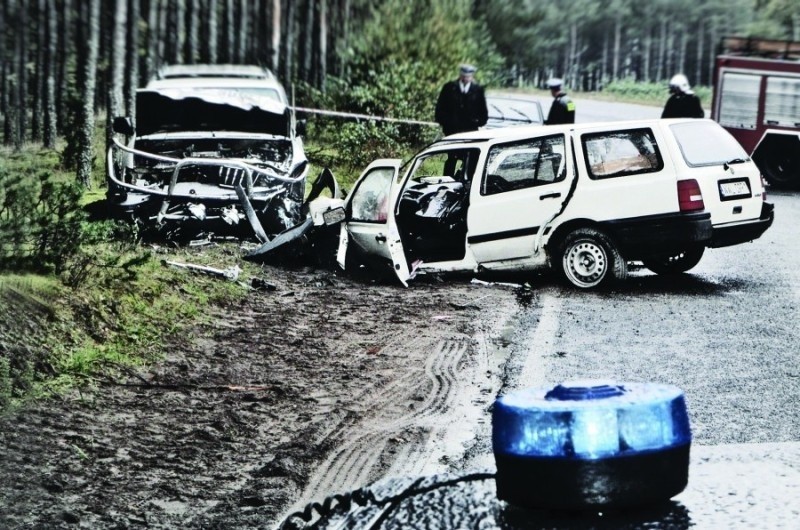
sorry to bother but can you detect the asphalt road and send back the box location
[303,189,799,529]
[442,189,799,528]
[498,189,799,446]
[517,93,664,123]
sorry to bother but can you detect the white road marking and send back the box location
[515,293,561,390]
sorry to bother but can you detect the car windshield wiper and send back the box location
[723,158,748,172]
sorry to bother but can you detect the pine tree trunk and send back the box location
[76,0,100,188]
[187,0,199,64]
[109,0,127,153]
[666,26,675,78]
[126,0,140,122]
[16,0,29,150]
[300,0,314,82]
[249,0,263,64]
[281,0,295,83]
[612,16,621,81]
[31,0,46,143]
[656,19,666,81]
[145,0,159,82]
[338,0,349,78]
[175,0,186,64]
[707,18,719,86]
[157,0,168,66]
[208,0,218,64]
[695,22,704,86]
[44,0,58,148]
[238,0,248,64]
[5,0,20,149]
[1,1,8,145]
[224,0,234,63]
[317,0,327,89]
[56,0,73,131]
[270,0,281,73]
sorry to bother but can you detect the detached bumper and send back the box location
[710,202,774,248]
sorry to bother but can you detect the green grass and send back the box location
[0,142,256,409]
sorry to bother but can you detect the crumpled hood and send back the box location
[135,88,291,137]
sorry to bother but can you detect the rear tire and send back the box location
[761,152,800,189]
[558,228,627,289]
[642,245,704,275]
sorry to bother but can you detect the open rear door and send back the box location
[338,159,411,286]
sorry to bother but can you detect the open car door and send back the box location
[337,159,412,286]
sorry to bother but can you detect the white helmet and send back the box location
[669,74,692,94]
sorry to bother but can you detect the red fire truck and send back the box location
[711,37,800,189]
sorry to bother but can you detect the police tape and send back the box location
[291,106,438,127]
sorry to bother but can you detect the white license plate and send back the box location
[719,180,750,198]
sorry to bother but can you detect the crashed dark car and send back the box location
[106,86,313,247]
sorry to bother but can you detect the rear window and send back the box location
[670,121,750,167]
[582,128,663,179]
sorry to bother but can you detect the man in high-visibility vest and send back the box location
[544,78,576,125]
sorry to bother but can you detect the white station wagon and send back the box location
[329,118,774,289]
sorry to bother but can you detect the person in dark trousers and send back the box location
[435,64,489,136]
[661,74,705,118]
[544,78,575,125]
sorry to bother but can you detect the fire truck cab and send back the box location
[711,37,800,189]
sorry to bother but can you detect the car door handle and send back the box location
[539,192,561,200]
[375,234,387,243]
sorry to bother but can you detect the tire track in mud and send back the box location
[286,336,469,512]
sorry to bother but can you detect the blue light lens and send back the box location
[493,381,691,460]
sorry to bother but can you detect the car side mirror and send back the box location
[112,117,135,136]
[296,118,307,137]
[323,206,346,226]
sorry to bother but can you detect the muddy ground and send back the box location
[0,259,521,529]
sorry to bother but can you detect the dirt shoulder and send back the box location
[0,263,519,529]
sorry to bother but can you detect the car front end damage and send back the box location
[107,89,325,254]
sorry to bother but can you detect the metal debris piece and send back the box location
[245,217,313,259]
[164,260,242,281]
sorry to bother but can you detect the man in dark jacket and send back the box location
[544,78,575,125]
[435,64,489,136]
[662,74,705,118]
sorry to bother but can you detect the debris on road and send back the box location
[163,260,242,281]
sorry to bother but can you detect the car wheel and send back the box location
[559,228,627,289]
[642,245,704,275]
[761,153,800,189]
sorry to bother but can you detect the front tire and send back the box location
[642,245,705,275]
[558,228,627,289]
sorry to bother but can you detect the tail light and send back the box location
[761,175,767,201]
[677,179,704,212]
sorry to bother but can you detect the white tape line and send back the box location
[292,106,438,127]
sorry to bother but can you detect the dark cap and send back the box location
[460,64,477,75]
